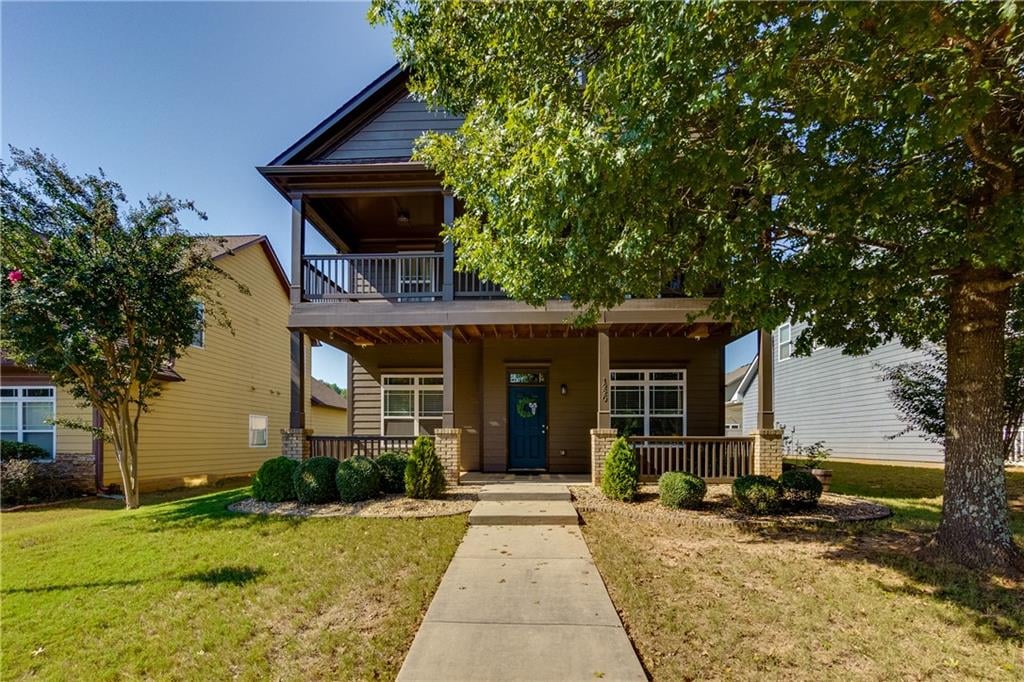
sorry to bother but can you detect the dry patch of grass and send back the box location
[583,463,1024,681]
[1,486,466,680]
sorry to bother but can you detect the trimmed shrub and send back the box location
[293,457,340,504]
[778,469,823,510]
[601,437,639,502]
[659,471,706,509]
[404,436,445,499]
[336,456,382,502]
[251,457,298,502]
[0,459,77,507]
[376,451,408,494]
[1,440,51,461]
[732,475,784,515]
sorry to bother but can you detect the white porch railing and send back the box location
[627,436,754,481]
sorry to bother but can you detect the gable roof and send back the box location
[199,234,290,297]
[268,65,408,167]
[311,378,348,410]
[727,357,759,403]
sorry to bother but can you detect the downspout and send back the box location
[92,407,104,492]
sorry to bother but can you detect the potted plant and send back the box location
[801,441,833,492]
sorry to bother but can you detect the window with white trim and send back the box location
[192,302,205,348]
[610,370,686,437]
[1,387,56,459]
[777,322,793,360]
[249,415,268,447]
[381,375,443,436]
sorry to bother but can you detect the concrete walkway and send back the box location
[396,485,646,681]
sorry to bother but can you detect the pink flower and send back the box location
[6,270,23,284]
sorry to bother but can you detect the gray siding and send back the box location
[320,95,463,162]
[742,324,943,464]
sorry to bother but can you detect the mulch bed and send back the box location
[571,484,891,527]
[228,486,479,519]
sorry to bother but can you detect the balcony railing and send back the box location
[302,252,688,302]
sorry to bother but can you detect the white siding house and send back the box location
[734,323,944,465]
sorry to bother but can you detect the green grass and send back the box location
[1,483,466,681]
[583,462,1024,681]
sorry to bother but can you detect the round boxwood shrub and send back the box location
[778,469,823,510]
[376,451,409,494]
[732,475,784,515]
[251,456,298,502]
[658,471,707,509]
[601,437,639,502]
[405,436,446,499]
[293,456,340,504]
[336,455,382,502]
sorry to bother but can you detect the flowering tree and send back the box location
[0,149,241,508]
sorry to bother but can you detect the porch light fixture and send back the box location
[396,208,411,226]
[354,336,375,348]
[560,384,568,396]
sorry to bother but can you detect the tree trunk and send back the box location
[933,268,1022,573]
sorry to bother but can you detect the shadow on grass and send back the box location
[140,488,308,532]
[6,565,267,594]
[741,520,1024,645]
[182,565,266,587]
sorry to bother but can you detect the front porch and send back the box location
[283,324,781,484]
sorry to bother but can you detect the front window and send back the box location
[249,415,268,447]
[777,322,793,360]
[0,386,56,459]
[610,370,686,437]
[382,375,443,436]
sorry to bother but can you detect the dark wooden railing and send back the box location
[627,436,753,481]
[308,435,423,461]
[303,253,445,301]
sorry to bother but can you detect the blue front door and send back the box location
[508,385,547,469]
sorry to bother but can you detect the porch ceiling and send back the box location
[305,322,732,351]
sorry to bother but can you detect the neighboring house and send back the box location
[310,378,348,436]
[732,322,944,466]
[724,362,750,433]
[0,234,305,492]
[259,65,775,480]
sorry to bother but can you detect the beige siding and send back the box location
[102,244,293,490]
[309,404,347,436]
[56,387,93,454]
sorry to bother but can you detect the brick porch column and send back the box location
[281,428,311,462]
[590,428,618,486]
[752,428,783,477]
[434,428,462,486]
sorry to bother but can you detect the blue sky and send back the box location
[2,1,757,383]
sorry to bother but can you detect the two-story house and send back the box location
[260,66,780,483]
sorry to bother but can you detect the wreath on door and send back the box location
[516,395,539,419]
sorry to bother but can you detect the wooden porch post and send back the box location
[442,192,455,302]
[442,325,455,428]
[596,327,611,428]
[290,194,305,305]
[757,328,775,429]
[290,331,306,429]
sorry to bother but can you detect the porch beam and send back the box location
[596,327,611,429]
[757,328,775,429]
[290,331,306,429]
[290,194,306,304]
[442,192,455,302]
[442,326,455,428]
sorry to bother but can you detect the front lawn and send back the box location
[583,462,1024,681]
[1,484,466,680]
